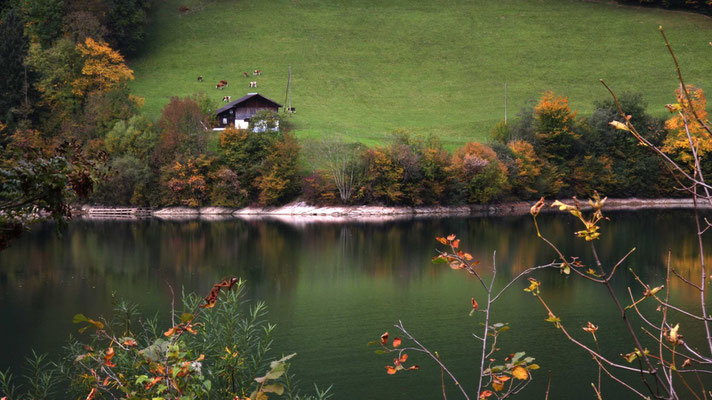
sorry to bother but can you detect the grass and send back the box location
[128,0,712,149]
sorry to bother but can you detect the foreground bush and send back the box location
[0,278,331,400]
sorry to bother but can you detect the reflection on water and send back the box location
[0,210,709,399]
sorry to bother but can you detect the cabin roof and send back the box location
[216,93,283,114]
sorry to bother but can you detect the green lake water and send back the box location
[0,210,710,399]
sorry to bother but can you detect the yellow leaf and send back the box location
[511,366,528,380]
[608,120,630,131]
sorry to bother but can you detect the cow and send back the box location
[253,69,261,76]
[197,75,203,82]
[249,81,257,88]
[222,96,231,102]
[216,80,228,89]
[243,72,249,78]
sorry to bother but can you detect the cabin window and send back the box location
[222,118,227,124]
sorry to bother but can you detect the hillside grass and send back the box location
[129,0,712,149]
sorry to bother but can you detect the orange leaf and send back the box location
[104,347,115,366]
[164,326,177,337]
[511,366,529,380]
[471,298,479,311]
[447,234,456,241]
[479,390,494,399]
[392,337,402,348]
[85,388,97,400]
[399,353,408,362]
[452,239,460,249]
[406,365,419,370]
[145,377,161,390]
[436,237,448,245]
[381,332,389,345]
[385,366,397,375]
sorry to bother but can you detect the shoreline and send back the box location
[74,198,709,222]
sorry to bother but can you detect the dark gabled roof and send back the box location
[216,93,283,114]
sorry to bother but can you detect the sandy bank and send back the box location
[75,198,709,222]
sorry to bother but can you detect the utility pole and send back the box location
[284,65,293,113]
[504,81,508,125]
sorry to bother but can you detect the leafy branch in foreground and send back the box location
[372,235,554,400]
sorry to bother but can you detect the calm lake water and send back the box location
[0,210,710,399]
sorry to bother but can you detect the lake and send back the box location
[0,210,709,399]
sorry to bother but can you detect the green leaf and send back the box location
[374,350,386,355]
[202,380,211,391]
[180,313,194,323]
[262,384,285,395]
[561,264,571,275]
[528,364,540,370]
[511,352,526,363]
[72,313,89,324]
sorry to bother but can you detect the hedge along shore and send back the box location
[75,198,710,222]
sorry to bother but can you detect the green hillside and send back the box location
[129,0,712,148]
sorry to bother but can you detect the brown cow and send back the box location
[243,72,249,78]
[216,80,228,89]
[197,75,203,82]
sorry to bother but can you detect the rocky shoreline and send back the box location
[75,198,709,221]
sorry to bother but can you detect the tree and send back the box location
[73,38,134,97]
[155,95,211,165]
[104,0,150,56]
[217,127,274,202]
[63,11,107,44]
[533,92,584,195]
[357,147,404,204]
[256,133,301,206]
[451,142,509,204]
[22,0,64,48]
[160,155,214,207]
[588,92,667,197]
[0,7,29,130]
[304,135,362,204]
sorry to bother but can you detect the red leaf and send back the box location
[452,239,460,249]
[381,332,389,345]
[479,390,494,399]
[406,365,419,370]
[392,337,402,348]
[471,298,479,311]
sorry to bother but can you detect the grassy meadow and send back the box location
[128,0,712,148]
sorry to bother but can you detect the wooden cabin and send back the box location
[215,93,282,131]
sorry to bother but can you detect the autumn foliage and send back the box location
[662,85,710,166]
